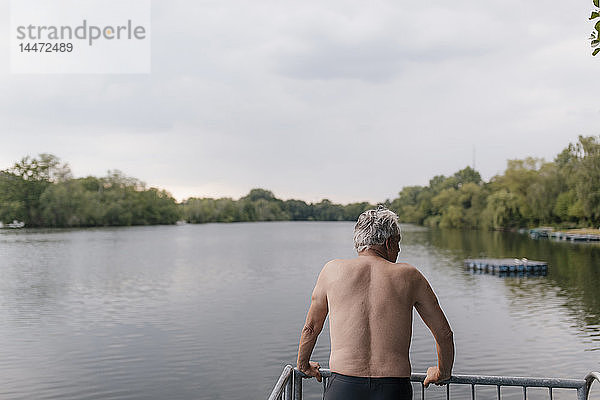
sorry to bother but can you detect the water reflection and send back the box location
[408,226,600,346]
[0,223,598,400]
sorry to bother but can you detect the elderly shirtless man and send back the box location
[297,208,454,400]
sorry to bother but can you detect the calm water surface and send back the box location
[0,222,599,400]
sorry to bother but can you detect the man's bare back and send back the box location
[308,256,452,378]
[297,208,454,392]
[325,256,417,377]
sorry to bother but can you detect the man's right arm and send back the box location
[413,269,454,387]
[296,264,329,382]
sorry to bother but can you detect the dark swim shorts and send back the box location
[324,372,413,400]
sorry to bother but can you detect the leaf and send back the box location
[591,11,600,20]
[596,20,600,32]
[595,0,600,7]
[593,40,600,48]
[593,48,600,56]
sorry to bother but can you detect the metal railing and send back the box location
[267,366,600,400]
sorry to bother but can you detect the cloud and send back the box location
[0,0,598,203]
[271,3,496,83]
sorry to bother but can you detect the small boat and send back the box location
[6,220,25,229]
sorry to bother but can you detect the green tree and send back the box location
[390,186,425,223]
[524,162,562,225]
[313,199,344,221]
[0,154,70,226]
[481,190,521,230]
[566,136,600,223]
[591,0,600,56]
[459,182,487,228]
[0,171,26,223]
[343,202,372,221]
[283,199,313,220]
[453,166,482,186]
[242,188,277,202]
[40,180,101,227]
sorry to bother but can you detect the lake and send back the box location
[0,222,598,399]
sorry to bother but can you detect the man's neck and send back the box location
[358,247,390,261]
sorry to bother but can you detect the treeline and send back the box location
[182,189,372,223]
[0,154,373,228]
[1,135,599,229]
[389,135,600,230]
[0,154,180,227]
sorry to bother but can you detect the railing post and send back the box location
[267,365,293,400]
[293,369,303,400]
[585,372,600,399]
[284,376,292,400]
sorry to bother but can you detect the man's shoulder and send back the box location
[321,258,347,271]
[319,258,358,276]
[394,262,418,271]
[315,259,346,285]
[390,262,423,279]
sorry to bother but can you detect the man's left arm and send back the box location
[297,265,329,382]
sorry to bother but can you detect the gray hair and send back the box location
[353,207,401,252]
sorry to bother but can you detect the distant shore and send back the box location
[2,135,600,230]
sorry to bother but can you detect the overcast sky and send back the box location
[1,0,599,203]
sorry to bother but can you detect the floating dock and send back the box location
[464,258,548,276]
[549,232,600,242]
[529,228,600,242]
[528,227,553,239]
